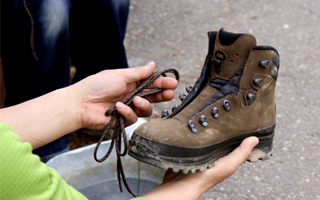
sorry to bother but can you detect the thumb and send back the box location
[213,136,259,178]
[228,136,259,164]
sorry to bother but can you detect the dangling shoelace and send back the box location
[94,69,180,197]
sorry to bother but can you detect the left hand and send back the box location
[73,61,178,130]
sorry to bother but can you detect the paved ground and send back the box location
[124,0,320,199]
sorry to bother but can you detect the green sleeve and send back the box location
[0,122,88,200]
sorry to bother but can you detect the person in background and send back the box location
[2,0,130,162]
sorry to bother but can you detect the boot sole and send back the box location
[128,123,275,174]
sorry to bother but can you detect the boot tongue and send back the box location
[212,28,257,80]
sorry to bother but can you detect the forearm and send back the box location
[0,85,81,149]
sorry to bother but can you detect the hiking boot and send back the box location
[128,28,280,173]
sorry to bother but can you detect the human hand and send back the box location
[72,61,178,130]
[143,136,259,200]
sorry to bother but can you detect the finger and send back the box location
[115,102,138,126]
[148,76,179,90]
[132,96,153,117]
[145,89,175,103]
[212,137,259,179]
[116,61,156,84]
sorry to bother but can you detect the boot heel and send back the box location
[248,132,274,162]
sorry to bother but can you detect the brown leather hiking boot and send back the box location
[128,28,280,173]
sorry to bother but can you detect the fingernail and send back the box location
[251,137,259,147]
[135,97,145,106]
[116,102,125,110]
[145,61,154,67]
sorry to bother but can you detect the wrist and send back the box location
[61,84,83,131]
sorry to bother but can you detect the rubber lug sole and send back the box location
[128,125,274,174]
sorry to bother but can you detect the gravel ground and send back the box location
[124,0,320,199]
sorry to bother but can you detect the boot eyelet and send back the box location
[270,64,278,80]
[259,60,269,68]
[161,110,169,118]
[211,107,220,119]
[223,100,232,111]
[188,120,197,133]
[247,93,256,106]
[172,104,179,112]
[186,85,193,93]
[199,115,208,127]
[179,93,186,101]
[253,78,263,86]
